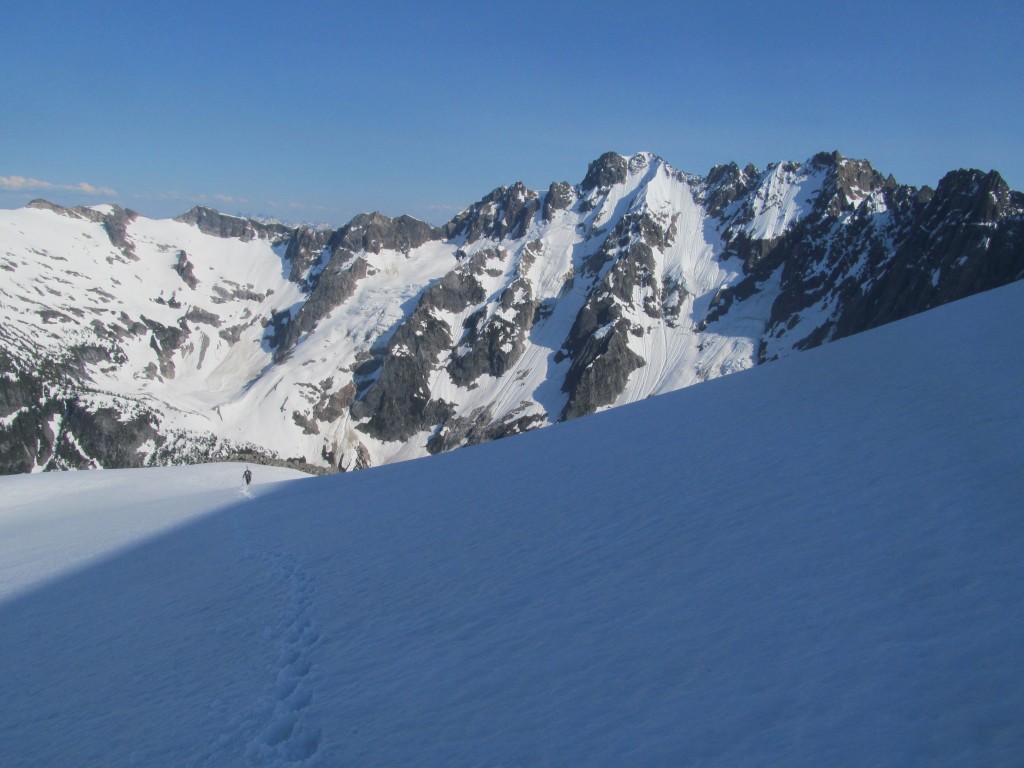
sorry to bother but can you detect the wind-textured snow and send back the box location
[1,283,1022,766]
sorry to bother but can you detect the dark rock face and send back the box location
[284,227,333,288]
[65,341,127,375]
[350,255,491,441]
[333,441,370,472]
[350,308,453,442]
[830,169,1024,341]
[175,206,291,242]
[330,212,439,255]
[542,181,577,221]
[292,410,319,435]
[102,206,140,261]
[27,199,95,218]
[0,355,49,473]
[313,381,355,423]
[559,240,654,420]
[448,276,535,386]
[557,205,666,421]
[60,403,161,469]
[0,350,163,473]
[210,283,271,304]
[420,256,489,313]
[444,183,540,244]
[175,251,199,289]
[272,255,370,362]
[702,162,759,217]
[183,307,221,327]
[556,183,712,420]
[581,152,629,192]
[560,325,645,421]
[660,276,688,327]
[797,151,894,222]
[426,404,545,454]
[142,316,190,379]
[218,323,246,344]
[702,155,1024,364]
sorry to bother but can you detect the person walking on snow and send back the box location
[243,467,253,486]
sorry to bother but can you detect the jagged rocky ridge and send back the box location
[1,151,1022,473]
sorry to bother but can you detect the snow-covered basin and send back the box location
[0,282,1022,766]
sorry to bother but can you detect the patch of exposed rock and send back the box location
[349,257,490,441]
[175,250,199,289]
[175,206,292,242]
[444,183,540,244]
[426,404,546,454]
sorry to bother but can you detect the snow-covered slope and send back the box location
[2,151,1021,473]
[1,281,1021,766]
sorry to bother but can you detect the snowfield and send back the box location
[1,282,1022,766]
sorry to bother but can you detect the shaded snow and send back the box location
[0,463,306,602]
[1,260,1022,766]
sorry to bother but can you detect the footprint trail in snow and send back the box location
[198,544,322,766]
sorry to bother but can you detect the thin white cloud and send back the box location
[74,181,117,195]
[0,174,116,196]
[0,175,48,191]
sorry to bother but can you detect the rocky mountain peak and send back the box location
[807,151,889,215]
[542,181,577,221]
[330,211,439,255]
[443,182,540,244]
[702,162,760,217]
[175,206,291,242]
[284,226,333,287]
[27,199,105,222]
[580,152,629,192]
[929,168,1017,223]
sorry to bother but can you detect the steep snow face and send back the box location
[604,161,755,402]
[1,281,1021,766]
[738,160,828,240]
[1,152,1022,474]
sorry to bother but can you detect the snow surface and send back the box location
[1,282,1022,766]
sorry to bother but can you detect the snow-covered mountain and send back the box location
[2,151,1022,473]
[2,280,1021,765]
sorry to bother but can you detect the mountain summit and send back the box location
[1,151,1022,473]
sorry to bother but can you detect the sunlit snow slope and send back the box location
[0,282,1021,766]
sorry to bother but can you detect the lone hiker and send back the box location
[243,467,253,486]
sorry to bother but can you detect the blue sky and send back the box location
[2,0,1021,225]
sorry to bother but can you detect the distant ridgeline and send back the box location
[1,151,1022,474]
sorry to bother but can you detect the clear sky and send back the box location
[2,0,1021,226]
